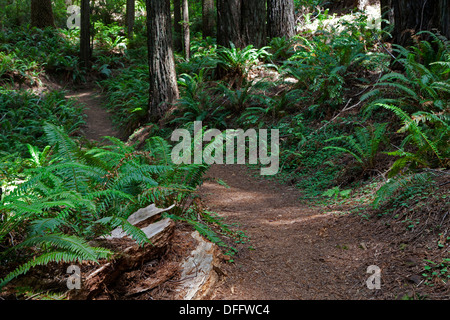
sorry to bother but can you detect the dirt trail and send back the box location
[66,89,121,141]
[65,89,422,300]
[199,164,391,300]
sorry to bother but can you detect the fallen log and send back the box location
[69,204,175,300]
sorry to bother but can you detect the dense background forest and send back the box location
[0,0,449,300]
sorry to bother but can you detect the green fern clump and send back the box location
[324,122,389,172]
[283,29,381,117]
[0,124,208,290]
[216,43,271,86]
[361,32,450,116]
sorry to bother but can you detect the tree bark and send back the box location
[217,0,242,48]
[30,0,55,28]
[267,0,295,40]
[146,0,180,123]
[182,0,190,61]
[438,0,450,39]
[392,0,445,47]
[241,0,266,48]
[173,0,183,51]
[126,0,135,39]
[80,0,90,69]
[202,0,215,38]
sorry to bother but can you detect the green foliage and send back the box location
[0,27,84,84]
[372,171,435,209]
[0,124,208,289]
[171,72,230,127]
[377,104,449,175]
[361,33,450,116]
[283,28,384,117]
[216,43,271,86]
[0,89,85,156]
[99,63,149,135]
[324,123,388,171]
[322,186,352,203]
[422,258,450,286]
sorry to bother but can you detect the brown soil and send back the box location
[65,88,123,142]
[198,164,449,300]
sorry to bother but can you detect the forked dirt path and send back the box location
[66,88,121,141]
[199,164,389,300]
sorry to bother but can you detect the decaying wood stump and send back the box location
[69,204,175,300]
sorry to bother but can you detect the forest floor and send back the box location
[66,88,122,142]
[70,88,447,300]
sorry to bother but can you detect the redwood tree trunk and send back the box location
[202,0,215,38]
[267,0,295,39]
[146,0,179,123]
[173,0,182,51]
[31,0,55,28]
[392,0,444,47]
[182,0,190,60]
[126,0,135,39]
[217,0,242,48]
[80,0,90,69]
[241,0,266,48]
[438,0,450,39]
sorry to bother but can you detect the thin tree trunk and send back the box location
[182,0,190,60]
[241,0,266,48]
[267,0,295,39]
[126,0,135,39]
[202,0,215,38]
[217,0,242,48]
[173,0,182,51]
[31,0,55,28]
[380,0,393,32]
[146,0,180,123]
[80,0,90,69]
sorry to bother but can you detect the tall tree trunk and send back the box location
[267,0,295,39]
[146,0,179,123]
[438,0,450,39]
[182,0,190,60]
[80,0,90,69]
[241,0,266,48]
[392,0,444,47]
[126,0,135,39]
[217,0,242,48]
[173,0,182,51]
[31,0,55,28]
[202,0,215,38]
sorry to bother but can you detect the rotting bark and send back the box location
[69,218,175,300]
